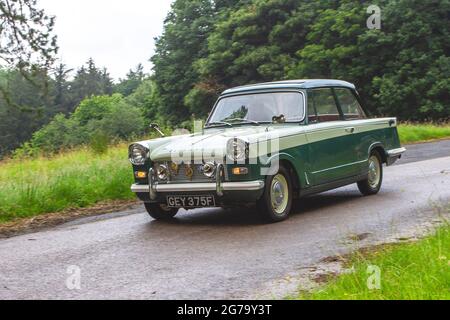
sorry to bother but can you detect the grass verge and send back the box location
[0,145,134,223]
[398,123,450,144]
[295,225,450,300]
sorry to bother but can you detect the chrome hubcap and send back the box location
[368,155,381,188]
[270,174,289,215]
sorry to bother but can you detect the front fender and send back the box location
[261,152,307,189]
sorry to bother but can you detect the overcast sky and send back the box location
[39,0,173,81]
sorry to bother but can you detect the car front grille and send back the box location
[153,162,213,183]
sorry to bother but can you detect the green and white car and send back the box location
[129,80,405,223]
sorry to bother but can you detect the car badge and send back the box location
[170,162,179,175]
[185,165,194,180]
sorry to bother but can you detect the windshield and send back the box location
[207,92,304,126]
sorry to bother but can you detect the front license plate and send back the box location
[166,195,216,208]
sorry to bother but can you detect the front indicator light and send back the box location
[232,167,249,175]
[135,171,148,179]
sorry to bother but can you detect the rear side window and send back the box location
[309,88,341,122]
[335,88,366,120]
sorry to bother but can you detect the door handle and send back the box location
[345,127,355,134]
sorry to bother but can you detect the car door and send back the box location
[334,87,369,175]
[305,88,359,185]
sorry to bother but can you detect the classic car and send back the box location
[129,80,405,223]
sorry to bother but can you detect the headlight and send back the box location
[227,139,248,162]
[202,162,216,178]
[156,164,169,180]
[129,144,149,165]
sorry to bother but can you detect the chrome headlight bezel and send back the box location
[227,138,249,162]
[129,144,149,166]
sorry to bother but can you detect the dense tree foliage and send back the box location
[153,0,449,123]
[114,64,146,97]
[0,0,57,70]
[2,0,449,158]
[0,68,51,155]
[151,0,246,124]
[23,93,146,154]
[0,59,147,157]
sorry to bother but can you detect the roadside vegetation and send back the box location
[398,123,450,144]
[0,146,134,223]
[296,224,450,300]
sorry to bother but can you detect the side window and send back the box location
[310,88,341,122]
[307,92,318,123]
[335,88,366,120]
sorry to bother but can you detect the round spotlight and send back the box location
[156,164,169,180]
[203,162,216,178]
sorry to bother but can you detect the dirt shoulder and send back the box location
[0,200,140,238]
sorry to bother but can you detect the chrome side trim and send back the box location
[131,181,265,194]
[311,159,368,175]
[387,147,406,157]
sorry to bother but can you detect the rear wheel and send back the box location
[144,203,178,220]
[257,165,293,223]
[358,150,383,195]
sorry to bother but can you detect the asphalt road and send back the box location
[0,141,449,300]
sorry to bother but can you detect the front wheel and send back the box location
[144,203,178,220]
[257,165,293,223]
[358,150,383,196]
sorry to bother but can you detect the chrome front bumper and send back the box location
[131,181,265,193]
[131,164,265,200]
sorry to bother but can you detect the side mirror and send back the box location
[149,123,165,137]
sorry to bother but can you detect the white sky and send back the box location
[39,0,173,81]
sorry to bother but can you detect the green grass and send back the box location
[0,145,134,223]
[398,123,450,144]
[295,225,450,300]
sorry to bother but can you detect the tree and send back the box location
[0,68,52,155]
[126,78,161,123]
[52,63,72,114]
[0,0,57,70]
[115,64,146,97]
[153,0,449,121]
[69,58,114,110]
[151,0,219,125]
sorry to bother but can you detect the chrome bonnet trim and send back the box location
[131,180,265,193]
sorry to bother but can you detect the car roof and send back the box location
[221,79,356,95]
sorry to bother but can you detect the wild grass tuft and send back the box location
[398,122,450,144]
[0,145,134,223]
[296,225,450,300]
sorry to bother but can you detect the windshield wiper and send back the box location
[226,118,261,126]
[205,121,233,128]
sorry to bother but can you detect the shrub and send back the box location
[25,94,147,155]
